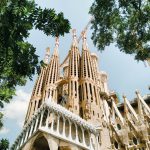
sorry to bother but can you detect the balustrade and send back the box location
[11,101,97,150]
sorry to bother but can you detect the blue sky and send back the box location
[0,0,150,145]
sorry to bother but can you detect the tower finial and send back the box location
[55,37,59,46]
[72,29,78,47]
[72,29,77,39]
[53,37,59,56]
[44,47,50,64]
[82,31,88,50]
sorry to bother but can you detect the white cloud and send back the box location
[0,127,9,135]
[2,89,31,128]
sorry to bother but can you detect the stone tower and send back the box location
[11,30,150,150]
[24,47,50,124]
[67,29,80,115]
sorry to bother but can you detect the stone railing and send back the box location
[11,99,98,150]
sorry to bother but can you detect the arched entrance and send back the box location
[32,136,50,150]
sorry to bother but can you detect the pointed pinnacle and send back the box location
[122,94,126,99]
[44,47,50,64]
[72,29,78,46]
[135,90,140,95]
[53,37,59,56]
[72,29,77,38]
[82,31,88,50]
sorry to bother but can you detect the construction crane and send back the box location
[77,17,94,42]
[59,17,94,68]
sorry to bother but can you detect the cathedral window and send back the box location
[28,102,32,116]
[94,86,98,104]
[75,81,77,94]
[65,119,69,137]
[97,134,101,144]
[71,81,73,93]
[114,141,119,149]
[59,116,63,134]
[80,108,83,118]
[42,109,48,126]
[93,111,95,116]
[78,126,83,143]
[51,90,54,97]
[84,130,90,146]
[33,101,37,112]
[87,55,90,77]
[71,123,76,140]
[82,84,84,100]
[117,124,121,130]
[79,85,82,101]
[38,99,42,108]
[133,137,138,145]
[89,83,93,99]
[85,83,88,99]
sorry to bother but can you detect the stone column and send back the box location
[39,110,44,127]
[29,121,34,137]
[24,127,29,143]
[56,115,60,134]
[16,138,21,150]
[46,111,50,128]
[35,100,39,112]
[89,134,93,150]
[33,115,39,133]
[20,133,25,147]
[62,118,66,136]
[69,121,72,139]
[82,128,85,146]
[75,124,79,142]
[50,113,54,132]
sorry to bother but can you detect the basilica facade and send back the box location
[11,30,150,150]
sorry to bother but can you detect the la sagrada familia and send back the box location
[11,30,150,150]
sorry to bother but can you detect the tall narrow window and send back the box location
[80,108,83,118]
[38,100,42,108]
[79,85,82,102]
[94,86,98,104]
[34,101,37,112]
[85,82,88,99]
[75,81,77,96]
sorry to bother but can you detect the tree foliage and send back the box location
[0,0,71,113]
[0,139,9,150]
[90,0,150,61]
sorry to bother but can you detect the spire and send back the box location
[82,31,88,50]
[135,90,144,117]
[53,37,59,56]
[135,90,150,114]
[44,47,50,64]
[123,95,138,120]
[72,29,78,47]
[111,98,124,124]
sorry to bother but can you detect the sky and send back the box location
[0,0,150,145]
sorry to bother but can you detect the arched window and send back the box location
[71,123,76,140]
[117,124,121,130]
[84,130,90,146]
[114,140,119,149]
[80,108,83,118]
[133,137,138,145]
[59,116,63,134]
[42,109,48,126]
[78,126,83,143]
[32,136,50,150]
[65,119,69,137]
